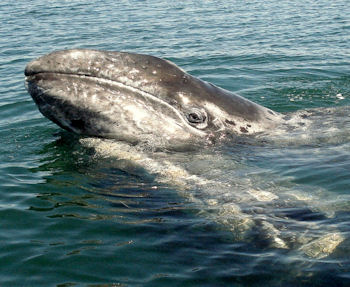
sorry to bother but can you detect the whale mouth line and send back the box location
[25,71,144,97]
[25,71,108,82]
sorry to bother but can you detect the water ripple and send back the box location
[1,0,350,286]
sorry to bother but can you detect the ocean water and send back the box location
[1,0,350,286]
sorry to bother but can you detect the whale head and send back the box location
[25,49,281,147]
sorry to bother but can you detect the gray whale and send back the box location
[24,49,345,258]
[25,49,282,147]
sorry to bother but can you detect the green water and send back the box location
[1,0,350,286]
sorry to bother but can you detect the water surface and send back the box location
[1,0,350,286]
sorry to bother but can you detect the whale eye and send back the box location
[188,112,204,123]
[186,108,207,127]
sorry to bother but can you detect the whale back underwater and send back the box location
[25,49,350,258]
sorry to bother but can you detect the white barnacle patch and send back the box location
[178,92,191,105]
[90,93,97,103]
[212,117,225,131]
[129,68,140,75]
[117,76,133,86]
[79,90,88,102]
[204,102,229,121]
[118,75,149,88]
[123,104,148,124]
[107,63,116,70]
[69,50,85,60]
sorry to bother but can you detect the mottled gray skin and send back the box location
[25,49,282,146]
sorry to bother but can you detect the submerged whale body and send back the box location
[25,49,282,147]
[25,49,346,258]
